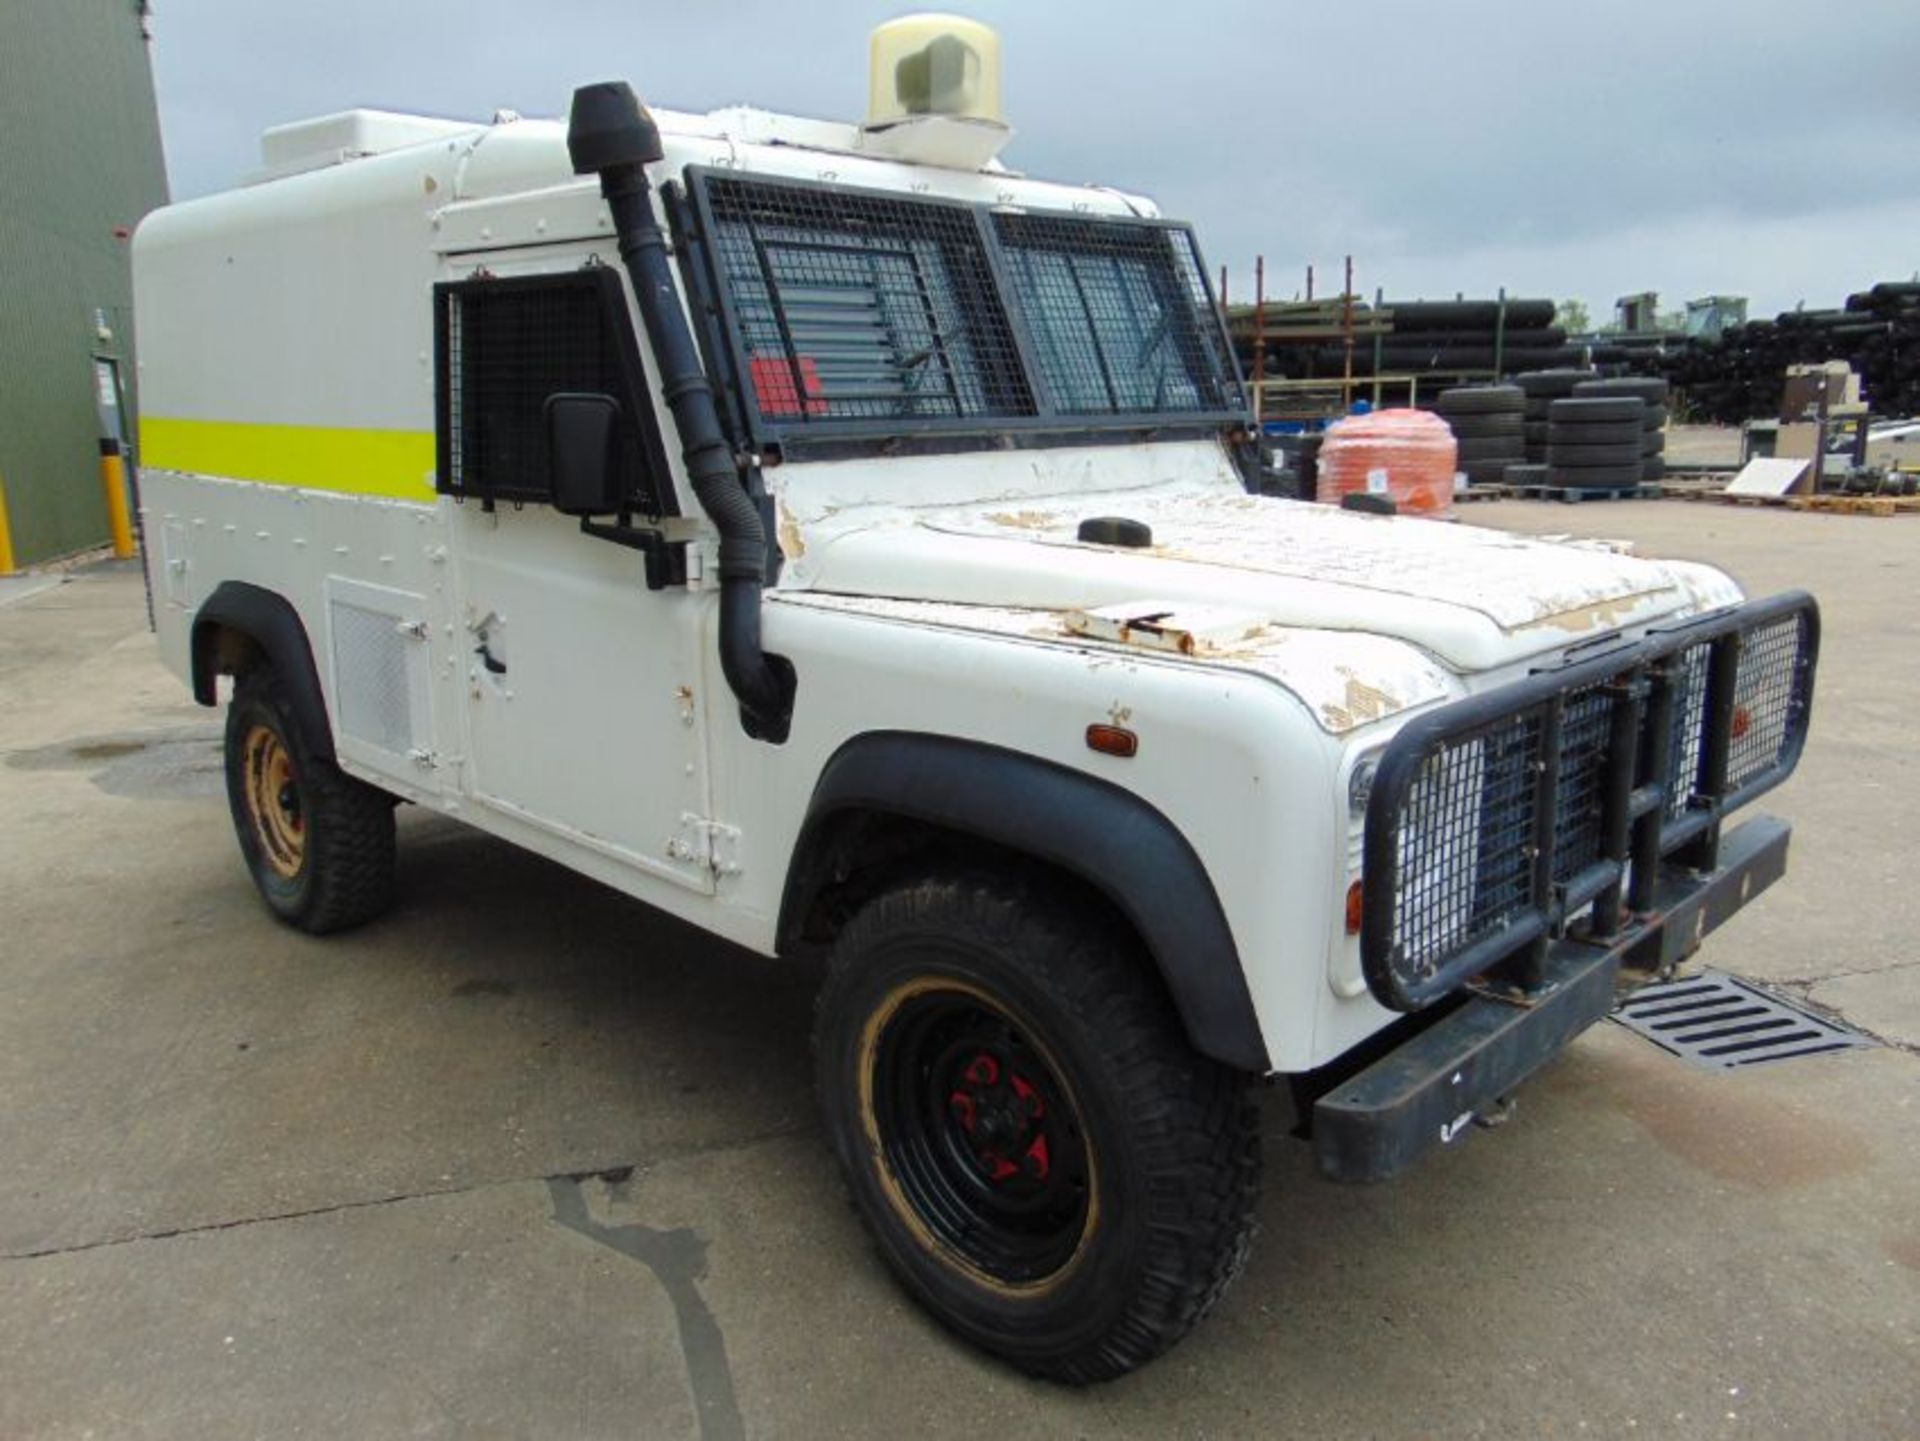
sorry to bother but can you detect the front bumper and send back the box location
[1360,591,1817,1013]
[1312,813,1790,1183]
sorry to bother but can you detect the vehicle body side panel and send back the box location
[142,466,1356,1071]
[784,731,1267,1070]
[732,596,1349,1071]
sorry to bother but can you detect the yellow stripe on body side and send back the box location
[140,417,437,502]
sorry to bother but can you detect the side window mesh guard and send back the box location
[433,267,675,515]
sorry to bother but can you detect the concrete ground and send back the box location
[2,505,1915,1439]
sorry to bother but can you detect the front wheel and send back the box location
[224,666,396,934]
[813,873,1261,1384]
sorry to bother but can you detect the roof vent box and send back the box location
[256,109,476,181]
[861,14,1012,169]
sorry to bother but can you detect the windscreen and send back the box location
[685,169,1244,446]
[992,211,1232,416]
[695,174,1032,425]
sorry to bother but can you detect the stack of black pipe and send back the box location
[1648,281,1920,423]
[1236,298,1588,382]
[1434,384,1526,486]
[1362,300,1571,377]
[1545,397,1648,491]
[1572,377,1668,480]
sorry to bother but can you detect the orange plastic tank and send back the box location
[1314,409,1458,517]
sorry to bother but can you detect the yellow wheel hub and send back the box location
[242,724,305,879]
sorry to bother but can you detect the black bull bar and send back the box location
[1315,591,1818,1183]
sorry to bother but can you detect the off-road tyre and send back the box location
[1445,412,1524,439]
[1461,457,1516,485]
[1548,463,1645,489]
[224,666,396,934]
[1513,368,1597,396]
[1455,435,1525,463]
[1573,377,1669,405]
[1548,396,1645,425]
[1548,441,1645,467]
[814,872,1261,1385]
[1434,384,1525,415]
[1549,421,1645,446]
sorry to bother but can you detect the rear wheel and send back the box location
[224,666,396,933]
[813,872,1260,1384]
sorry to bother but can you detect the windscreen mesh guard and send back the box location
[1363,594,1818,1011]
[991,212,1241,416]
[697,174,1033,425]
[684,168,1245,444]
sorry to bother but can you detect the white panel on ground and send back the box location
[1726,457,1810,497]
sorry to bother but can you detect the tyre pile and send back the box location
[1651,280,1920,423]
[1433,384,1525,486]
[1572,376,1668,481]
[1512,369,1598,465]
[1540,396,1650,492]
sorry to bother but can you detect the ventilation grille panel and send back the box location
[329,596,420,757]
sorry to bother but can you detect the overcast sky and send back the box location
[148,0,1920,320]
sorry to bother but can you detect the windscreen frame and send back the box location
[677,166,1248,456]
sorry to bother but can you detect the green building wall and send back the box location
[0,1,169,568]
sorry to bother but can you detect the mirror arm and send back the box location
[577,514,687,592]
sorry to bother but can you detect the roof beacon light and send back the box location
[861,14,1011,170]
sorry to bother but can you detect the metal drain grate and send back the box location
[1612,970,1874,1070]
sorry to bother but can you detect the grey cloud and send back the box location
[148,0,1920,314]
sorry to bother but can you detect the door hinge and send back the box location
[667,813,741,877]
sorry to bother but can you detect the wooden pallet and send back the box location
[1701,491,1920,516]
[1513,484,1662,504]
[1708,491,1800,508]
[1790,493,1920,517]
[1652,476,1729,499]
[1454,484,1509,503]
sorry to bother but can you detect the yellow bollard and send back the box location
[0,472,16,575]
[99,441,136,560]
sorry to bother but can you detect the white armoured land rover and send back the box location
[133,19,1818,1382]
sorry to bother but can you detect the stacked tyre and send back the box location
[1572,377,1669,481]
[1546,397,1647,492]
[1434,384,1526,487]
[1513,369,1598,464]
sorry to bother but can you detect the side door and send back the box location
[436,261,717,895]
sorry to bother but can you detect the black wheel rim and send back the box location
[869,985,1093,1285]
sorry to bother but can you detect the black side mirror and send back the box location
[546,392,625,516]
